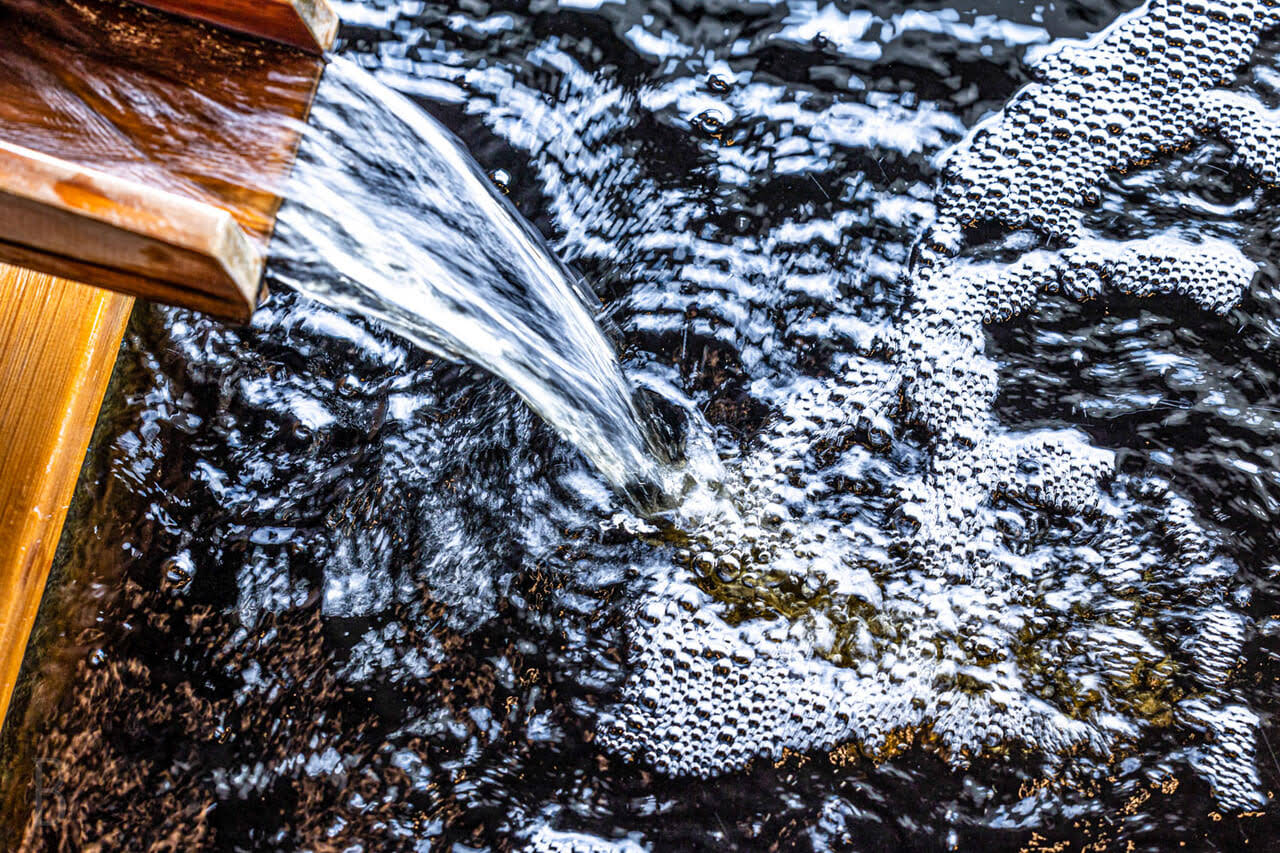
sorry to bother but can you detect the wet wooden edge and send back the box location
[0,141,262,323]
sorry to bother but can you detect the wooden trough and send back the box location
[0,0,336,730]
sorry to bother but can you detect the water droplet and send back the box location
[693,110,725,136]
[162,553,195,594]
[715,554,740,582]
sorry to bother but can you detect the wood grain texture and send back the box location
[0,267,133,732]
[0,0,327,318]
[131,0,339,53]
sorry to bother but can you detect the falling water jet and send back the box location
[268,57,715,509]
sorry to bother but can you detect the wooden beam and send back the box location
[0,141,262,322]
[0,269,133,734]
[131,0,339,54]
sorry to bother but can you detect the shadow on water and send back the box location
[0,0,1278,850]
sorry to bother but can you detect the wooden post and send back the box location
[0,272,134,730]
[0,0,336,730]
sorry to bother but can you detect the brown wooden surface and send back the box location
[0,0,328,318]
[132,0,339,54]
[0,269,133,733]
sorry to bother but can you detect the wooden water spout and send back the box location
[0,0,336,321]
[0,141,263,320]
[0,0,336,730]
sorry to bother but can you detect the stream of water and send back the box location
[270,57,695,503]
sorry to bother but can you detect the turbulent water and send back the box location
[270,57,687,500]
[3,0,1280,850]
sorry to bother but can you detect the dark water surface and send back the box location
[3,0,1279,849]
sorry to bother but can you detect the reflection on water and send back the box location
[3,0,1280,850]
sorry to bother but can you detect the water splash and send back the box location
[270,57,697,502]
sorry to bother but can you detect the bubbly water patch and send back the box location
[599,0,1276,814]
[929,0,1280,251]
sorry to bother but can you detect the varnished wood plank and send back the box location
[0,0,327,315]
[0,141,260,322]
[131,0,338,54]
[0,268,133,732]
[0,240,255,323]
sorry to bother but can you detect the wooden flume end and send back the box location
[0,0,337,321]
[0,141,262,322]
